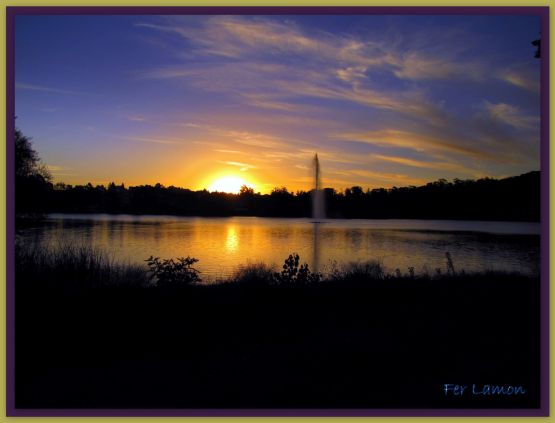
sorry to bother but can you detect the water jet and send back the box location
[312,153,325,222]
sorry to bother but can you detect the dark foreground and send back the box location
[16,261,540,410]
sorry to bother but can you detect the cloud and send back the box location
[125,136,182,145]
[296,169,428,189]
[297,149,366,165]
[141,60,447,125]
[240,93,321,113]
[371,154,475,174]
[137,16,394,67]
[138,16,494,87]
[16,82,87,95]
[213,149,246,155]
[219,161,257,171]
[127,115,146,122]
[336,129,492,160]
[47,164,73,172]
[46,164,77,177]
[498,68,540,93]
[135,16,499,128]
[484,101,540,130]
[216,128,290,150]
[392,52,484,81]
[182,122,317,155]
[335,66,367,83]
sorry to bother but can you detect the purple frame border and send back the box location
[5,6,550,418]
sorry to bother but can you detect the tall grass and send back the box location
[328,260,385,282]
[230,261,277,286]
[15,241,532,290]
[15,241,150,289]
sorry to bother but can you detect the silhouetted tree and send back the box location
[15,129,51,182]
[239,185,254,196]
[15,128,52,216]
[25,171,540,222]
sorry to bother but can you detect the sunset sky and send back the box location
[15,14,541,193]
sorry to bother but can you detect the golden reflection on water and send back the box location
[225,226,239,253]
[312,222,321,274]
[29,215,540,280]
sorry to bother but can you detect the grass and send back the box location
[230,261,276,285]
[15,241,151,290]
[14,242,541,409]
[15,242,530,288]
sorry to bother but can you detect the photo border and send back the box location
[3,3,551,419]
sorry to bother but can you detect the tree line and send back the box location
[15,129,540,221]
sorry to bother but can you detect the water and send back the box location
[17,214,540,280]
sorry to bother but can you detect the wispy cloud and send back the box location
[498,67,540,93]
[125,136,182,145]
[484,101,539,130]
[137,17,393,67]
[371,154,475,174]
[47,164,74,172]
[127,115,146,122]
[240,93,321,113]
[335,129,492,160]
[210,128,290,150]
[16,82,87,95]
[392,52,484,81]
[219,160,257,172]
[213,149,246,155]
[46,164,77,177]
[136,15,537,146]
[296,169,428,189]
[137,16,492,86]
[139,60,447,126]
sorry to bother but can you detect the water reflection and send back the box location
[226,226,239,253]
[312,222,321,274]
[17,214,541,279]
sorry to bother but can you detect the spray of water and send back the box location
[312,154,325,222]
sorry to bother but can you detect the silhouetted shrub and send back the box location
[274,253,320,284]
[145,256,201,286]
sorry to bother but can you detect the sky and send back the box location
[15,14,541,193]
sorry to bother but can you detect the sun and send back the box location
[208,176,254,194]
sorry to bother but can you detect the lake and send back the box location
[17,214,540,280]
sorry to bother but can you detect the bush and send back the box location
[274,253,320,284]
[145,256,201,286]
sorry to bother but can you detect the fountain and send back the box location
[312,154,325,222]
[312,154,325,273]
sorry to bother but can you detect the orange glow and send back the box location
[208,176,255,194]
